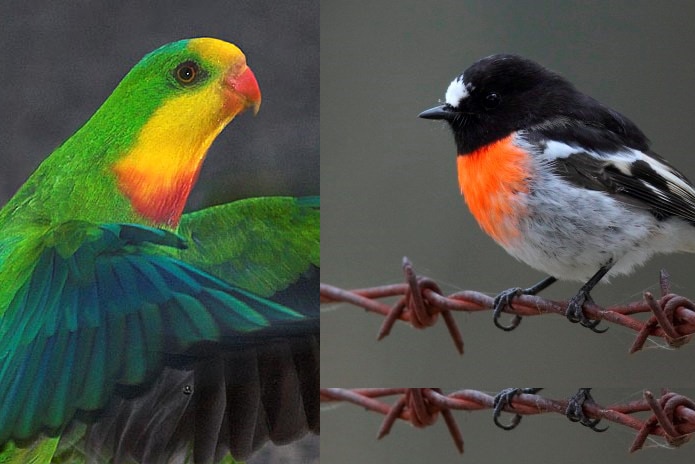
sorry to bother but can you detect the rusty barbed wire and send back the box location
[320,388,695,453]
[320,257,695,354]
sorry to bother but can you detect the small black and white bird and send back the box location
[420,54,695,330]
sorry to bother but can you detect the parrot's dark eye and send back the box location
[174,61,199,85]
[484,92,501,110]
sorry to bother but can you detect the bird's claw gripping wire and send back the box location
[566,388,607,432]
[492,388,543,430]
[492,288,525,331]
[492,276,557,331]
[566,292,608,333]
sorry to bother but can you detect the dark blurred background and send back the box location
[0,0,318,208]
[0,1,318,462]
[322,1,695,462]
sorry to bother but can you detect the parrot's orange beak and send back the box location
[225,65,261,115]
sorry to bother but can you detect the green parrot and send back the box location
[0,38,319,463]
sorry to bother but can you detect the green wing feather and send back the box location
[0,221,306,447]
[177,196,319,297]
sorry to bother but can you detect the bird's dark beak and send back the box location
[418,104,453,121]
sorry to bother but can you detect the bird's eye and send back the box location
[174,61,199,85]
[484,92,501,110]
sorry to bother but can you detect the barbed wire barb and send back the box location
[321,258,695,354]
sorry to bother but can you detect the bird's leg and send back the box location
[493,276,557,330]
[492,387,543,430]
[566,263,612,332]
[565,388,607,432]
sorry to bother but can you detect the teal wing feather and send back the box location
[177,196,319,297]
[0,221,306,446]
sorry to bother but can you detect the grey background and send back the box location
[0,1,318,462]
[322,1,695,462]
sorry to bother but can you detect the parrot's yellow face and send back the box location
[112,38,262,227]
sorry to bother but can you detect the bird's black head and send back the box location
[419,54,648,154]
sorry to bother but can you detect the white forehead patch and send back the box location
[444,77,469,106]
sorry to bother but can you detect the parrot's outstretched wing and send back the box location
[0,221,315,462]
[177,196,320,298]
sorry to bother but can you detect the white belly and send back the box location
[501,181,695,282]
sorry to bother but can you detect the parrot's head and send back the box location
[123,37,261,125]
[102,38,262,227]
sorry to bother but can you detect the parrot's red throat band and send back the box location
[113,163,201,227]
